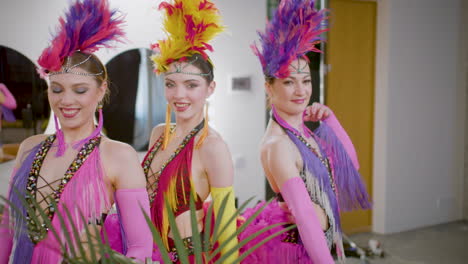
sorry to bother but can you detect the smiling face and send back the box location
[266,58,312,115]
[164,61,215,122]
[48,68,106,131]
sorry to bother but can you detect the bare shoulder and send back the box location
[197,127,229,156]
[21,134,49,149]
[260,134,295,162]
[197,127,233,187]
[100,138,139,162]
[99,138,145,189]
[148,123,170,149]
[261,119,293,157]
[261,135,300,190]
[14,134,50,167]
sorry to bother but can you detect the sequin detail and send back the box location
[143,122,203,203]
[25,134,101,244]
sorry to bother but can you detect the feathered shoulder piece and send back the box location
[151,0,224,74]
[37,0,125,74]
[252,0,327,79]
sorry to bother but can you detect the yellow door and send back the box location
[326,0,376,233]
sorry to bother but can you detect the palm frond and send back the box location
[1,192,136,264]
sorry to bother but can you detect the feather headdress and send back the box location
[151,0,225,74]
[37,0,125,157]
[37,0,125,75]
[252,0,328,79]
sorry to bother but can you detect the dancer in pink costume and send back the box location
[0,83,17,126]
[239,0,371,263]
[0,0,152,263]
[0,83,17,160]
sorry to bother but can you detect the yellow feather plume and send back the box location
[151,0,225,74]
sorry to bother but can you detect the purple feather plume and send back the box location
[38,0,126,72]
[252,0,327,78]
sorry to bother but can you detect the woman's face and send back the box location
[267,59,312,115]
[164,62,215,122]
[48,68,105,131]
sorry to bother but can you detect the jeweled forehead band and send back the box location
[290,59,309,75]
[48,55,103,76]
[164,56,211,77]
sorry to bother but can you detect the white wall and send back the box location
[373,0,465,233]
[462,0,468,221]
[210,1,267,204]
[0,0,164,64]
[0,0,266,204]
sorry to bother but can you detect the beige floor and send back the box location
[343,221,468,264]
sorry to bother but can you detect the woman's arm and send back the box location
[0,84,17,110]
[104,142,152,262]
[264,138,334,264]
[305,103,359,169]
[1,135,45,263]
[199,136,238,263]
[305,103,371,211]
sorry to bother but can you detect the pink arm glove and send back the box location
[115,188,152,262]
[0,204,13,264]
[323,112,360,170]
[280,177,334,264]
[0,83,17,110]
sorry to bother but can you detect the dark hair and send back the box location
[265,76,275,84]
[181,53,214,83]
[65,51,110,103]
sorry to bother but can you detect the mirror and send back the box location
[104,48,166,151]
[0,45,49,162]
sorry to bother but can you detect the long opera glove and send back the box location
[280,177,335,264]
[211,186,238,263]
[323,112,360,170]
[115,188,153,262]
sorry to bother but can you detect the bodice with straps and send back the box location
[25,134,101,244]
[142,121,204,217]
[273,117,337,249]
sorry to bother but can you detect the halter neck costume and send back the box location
[239,109,371,263]
[143,121,206,262]
[2,134,109,264]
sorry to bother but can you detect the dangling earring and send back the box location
[162,103,172,150]
[95,102,104,135]
[196,102,209,149]
[54,114,66,157]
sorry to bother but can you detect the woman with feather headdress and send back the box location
[0,0,152,263]
[144,0,238,262]
[239,0,371,263]
[103,0,238,263]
